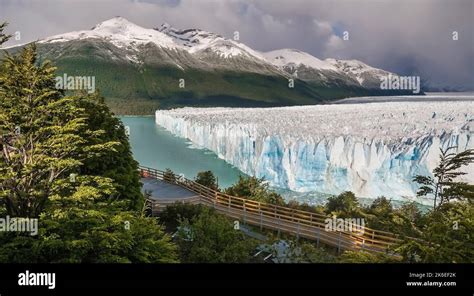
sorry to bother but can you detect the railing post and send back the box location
[277,213,281,237]
[243,201,246,225]
[316,227,320,247]
[337,231,342,254]
[260,208,263,231]
[296,223,300,241]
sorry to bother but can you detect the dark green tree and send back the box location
[395,147,474,263]
[0,44,91,217]
[364,197,395,232]
[0,40,177,263]
[413,147,474,209]
[395,202,473,263]
[274,240,337,263]
[225,175,285,205]
[338,250,400,263]
[175,207,258,263]
[75,91,143,210]
[287,200,326,215]
[163,168,176,183]
[391,201,425,237]
[158,203,207,230]
[194,170,219,191]
[325,191,363,218]
[0,22,11,45]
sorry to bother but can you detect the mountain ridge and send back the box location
[2,17,417,114]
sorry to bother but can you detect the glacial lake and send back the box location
[120,116,244,189]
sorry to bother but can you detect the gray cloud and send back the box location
[1,0,472,89]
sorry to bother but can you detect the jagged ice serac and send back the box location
[156,101,474,204]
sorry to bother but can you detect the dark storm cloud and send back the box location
[1,0,472,89]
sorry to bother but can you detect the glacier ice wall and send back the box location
[155,102,474,203]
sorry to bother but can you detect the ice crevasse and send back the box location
[155,102,474,203]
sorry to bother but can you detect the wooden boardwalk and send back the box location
[140,166,402,254]
[141,178,200,212]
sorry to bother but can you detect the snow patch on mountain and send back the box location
[157,23,267,61]
[155,101,474,203]
[40,17,179,50]
[326,58,392,85]
[157,23,221,50]
[263,49,338,71]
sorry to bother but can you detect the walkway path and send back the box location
[139,166,402,254]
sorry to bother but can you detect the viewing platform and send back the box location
[141,176,200,213]
[139,165,403,255]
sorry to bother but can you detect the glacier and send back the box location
[155,101,474,204]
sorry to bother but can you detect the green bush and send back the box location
[225,175,285,205]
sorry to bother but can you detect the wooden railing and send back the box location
[139,166,402,254]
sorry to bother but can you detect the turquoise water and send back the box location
[119,116,244,189]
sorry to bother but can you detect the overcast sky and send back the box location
[1,0,473,89]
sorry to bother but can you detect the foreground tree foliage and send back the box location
[396,148,474,263]
[175,207,258,263]
[0,22,10,45]
[0,38,177,262]
[158,203,207,230]
[272,239,337,263]
[414,147,474,209]
[395,201,473,263]
[338,250,400,263]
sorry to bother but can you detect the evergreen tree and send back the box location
[175,207,258,263]
[73,91,143,210]
[0,22,10,45]
[395,147,474,263]
[163,168,176,183]
[0,44,88,217]
[0,40,177,263]
[225,175,285,205]
[325,191,363,218]
[395,202,473,263]
[338,250,400,263]
[194,170,219,191]
[413,146,474,209]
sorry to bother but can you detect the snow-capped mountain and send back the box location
[40,17,179,50]
[263,49,396,89]
[39,17,272,69]
[156,23,267,62]
[326,58,395,89]
[3,17,414,112]
[263,49,338,72]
